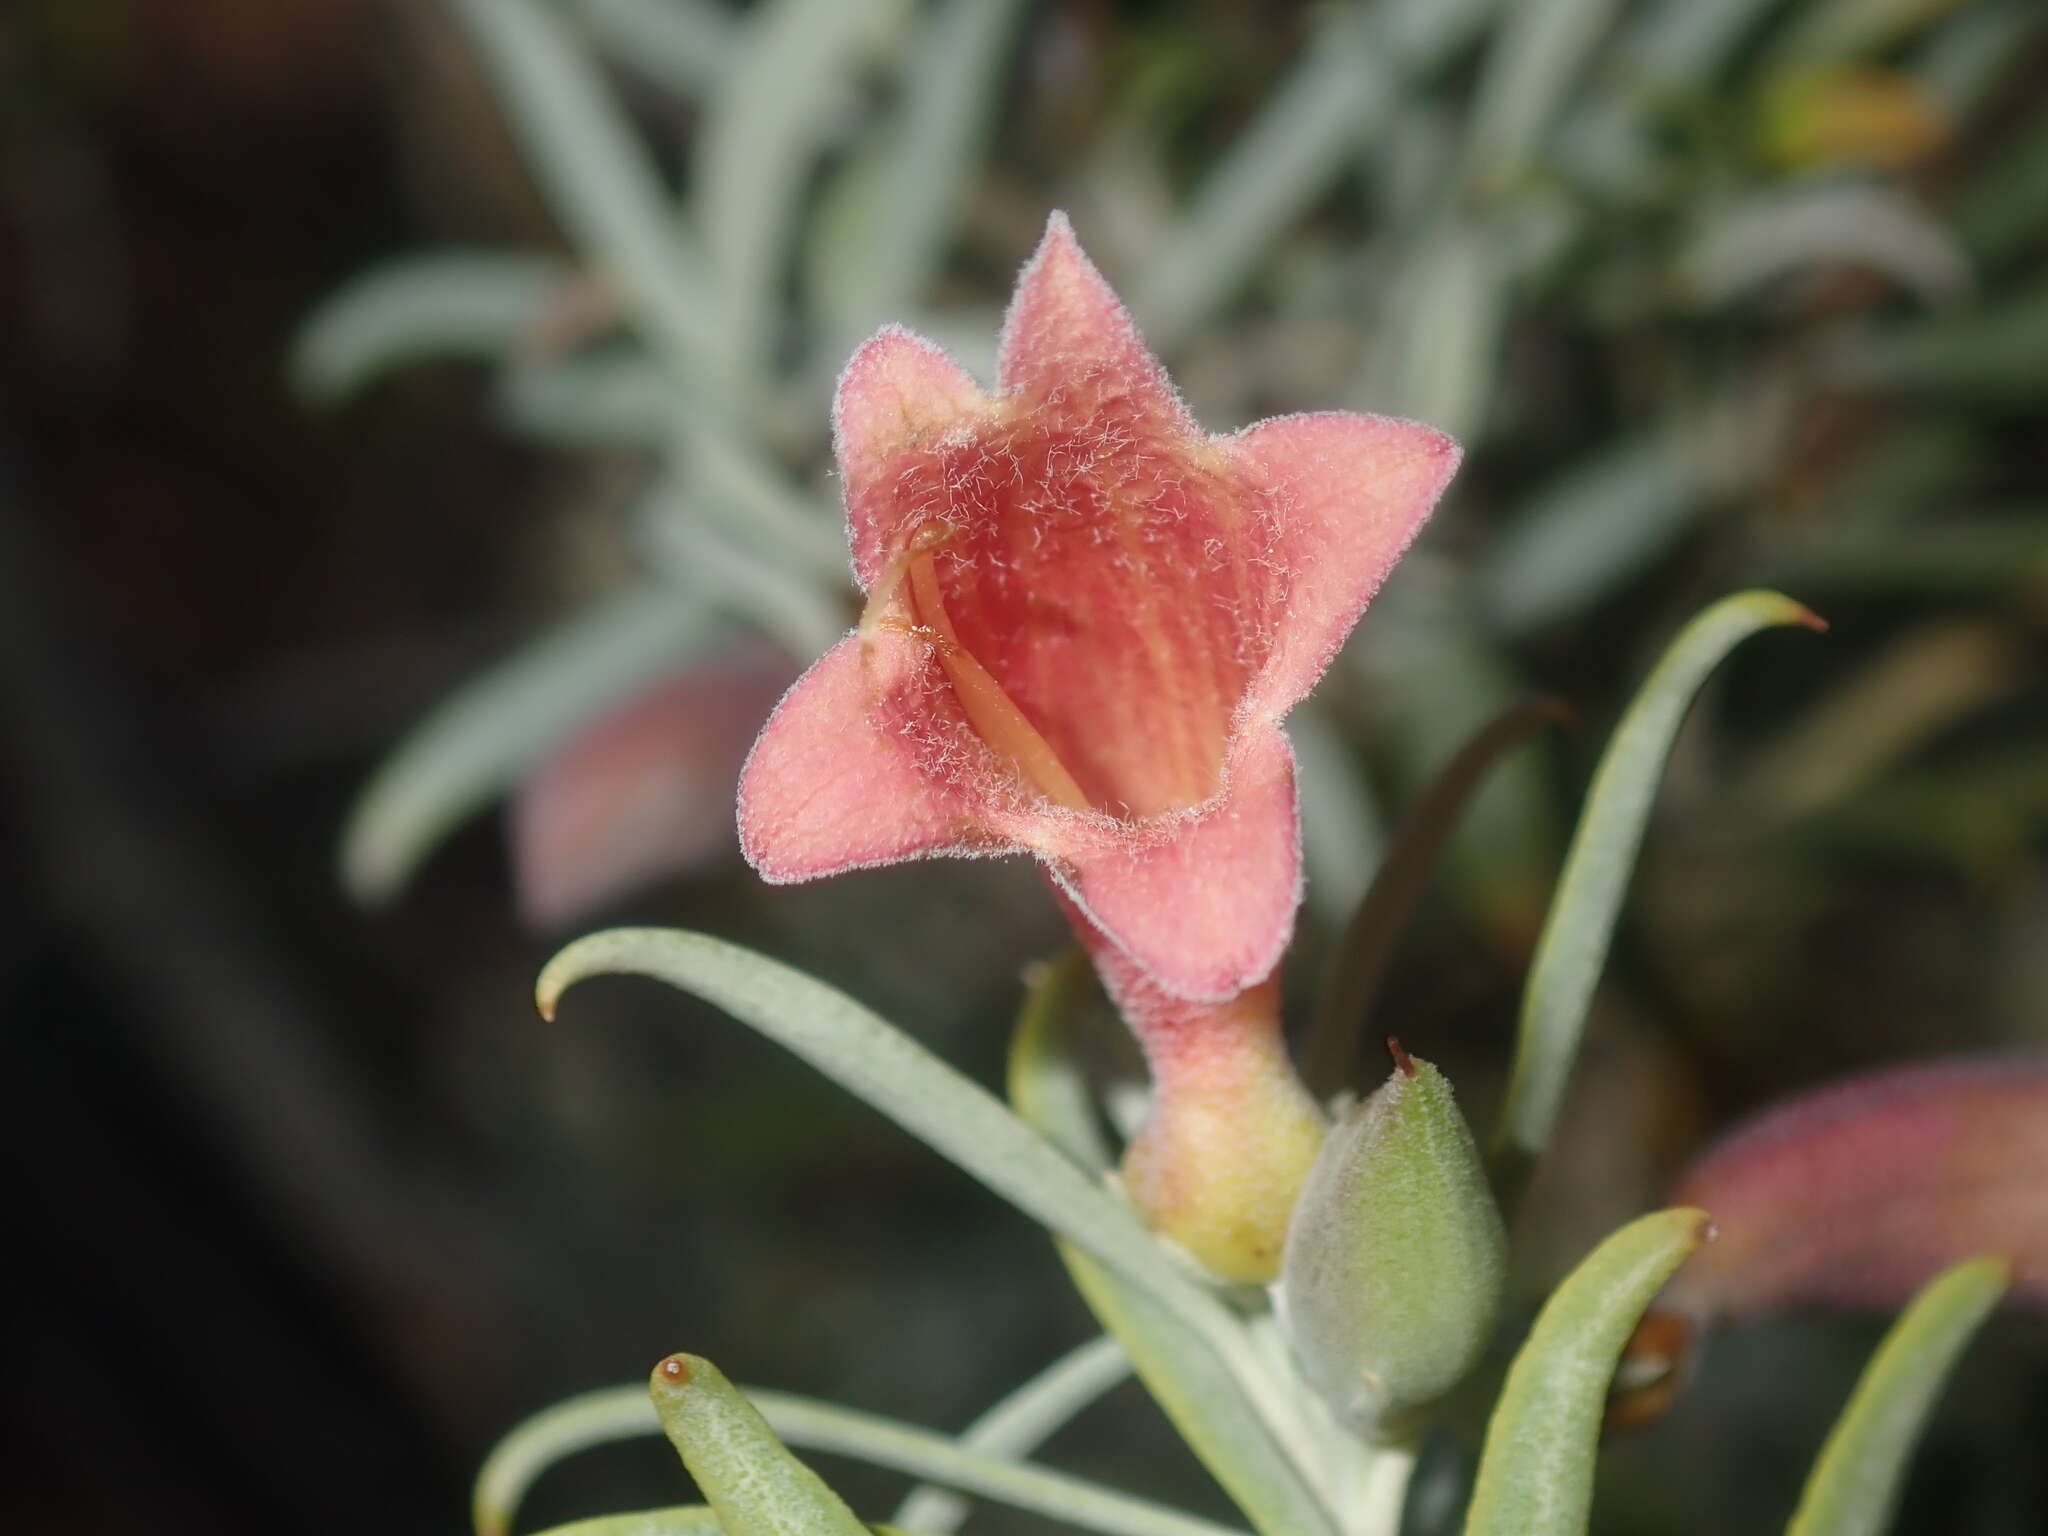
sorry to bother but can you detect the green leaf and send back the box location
[292,250,569,406]
[1278,1055,1507,1441]
[1479,433,1705,637]
[1678,184,1969,309]
[744,1386,1246,1536]
[892,1335,1132,1536]
[652,1355,868,1536]
[452,0,727,377]
[537,930,1233,1353]
[1009,960,1343,1536]
[1492,591,1822,1183]
[341,589,715,905]
[1463,0,1626,191]
[528,1508,908,1536]
[814,0,1031,344]
[573,0,736,100]
[1786,1257,2009,1536]
[694,0,915,373]
[526,1507,726,1536]
[1462,1208,1711,1536]
[1131,12,1388,351]
[1361,218,1505,443]
[477,1373,1241,1536]
[497,349,676,448]
[475,1385,672,1536]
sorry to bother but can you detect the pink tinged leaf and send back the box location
[737,632,1000,882]
[511,652,797,928]
[1231,411,1463,721]
[1661,1053,2048,1322]
[832,324,989,590]
[1049,724,1303,1003]
[996,211,1194,436]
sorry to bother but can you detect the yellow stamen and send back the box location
[906,549,1092,813]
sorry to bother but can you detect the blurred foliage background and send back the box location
[2,1,2043,1533]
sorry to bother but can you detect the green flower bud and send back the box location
[1277,1046,1507,1440]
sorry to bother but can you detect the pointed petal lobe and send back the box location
[833,324,988,588]
[996,212,1192,434]
[1232,412,1461,719]
[1052,724,1301,1002]
[738,633,993,880]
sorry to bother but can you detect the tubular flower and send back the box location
[739,213,1460,1006]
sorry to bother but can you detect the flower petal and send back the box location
[1231,412,1461,720]
[996,212,1192,435]
[1051,724,1301,1002]
[833,324,989,589]
[738,633,998,881]
[513,651,795,926]
[1661,1052,2048,1319]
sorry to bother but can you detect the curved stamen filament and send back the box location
[905,550,1092,813]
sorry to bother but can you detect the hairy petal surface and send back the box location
[1231,411,1461,720]
[738,632,997,880]
[1050,725,1303,1003]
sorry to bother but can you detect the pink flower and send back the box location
[739,213,1459,1004]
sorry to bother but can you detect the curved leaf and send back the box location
[475,1386,666,1536]
[694,0,914,372]
[652,1355,866,1536]
[1462,1209,1711,1536]
[292,251,568,406]
[527,1508,725,1536]
[477,1374,1241,1536]
[1009,958,1342,1536]
[537,930,1235,1352]
[341,590,715,905]
[744,1386,1246,1536]
[892,1335,1132,1536]
[1786,1257,2010,1536]
[1493,591,1823,1184]
[452,0,726,376]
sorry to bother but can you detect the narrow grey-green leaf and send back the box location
[695,0,913,371]
[1132,12,1388,351]
[574,0,735,100]
[452,0,726,376]
[652,1355,868,1536]
[1479,433,1704,637]
[537,929,1232,1352]
[892,1335,1132,1536]
[1009,961,1342,1536]
[293,251,568,406]
[341,589,714,905]
[745,1385,1246,1536]
[1463,0,1626,191]
[1462,1208,1711,1536]
[818,0,1030,343]
[1493,591,1822,1178]
[528,1509,722,1536]
[474,1385,667,1536]
[1279,1055,1507,1440]
[1679,185,1969,309]
[529,1507,908,1536]
[1786,1257,2009,1536]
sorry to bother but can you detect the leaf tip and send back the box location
[1386,1036,1417,1078]
[652,1353,695,1389]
